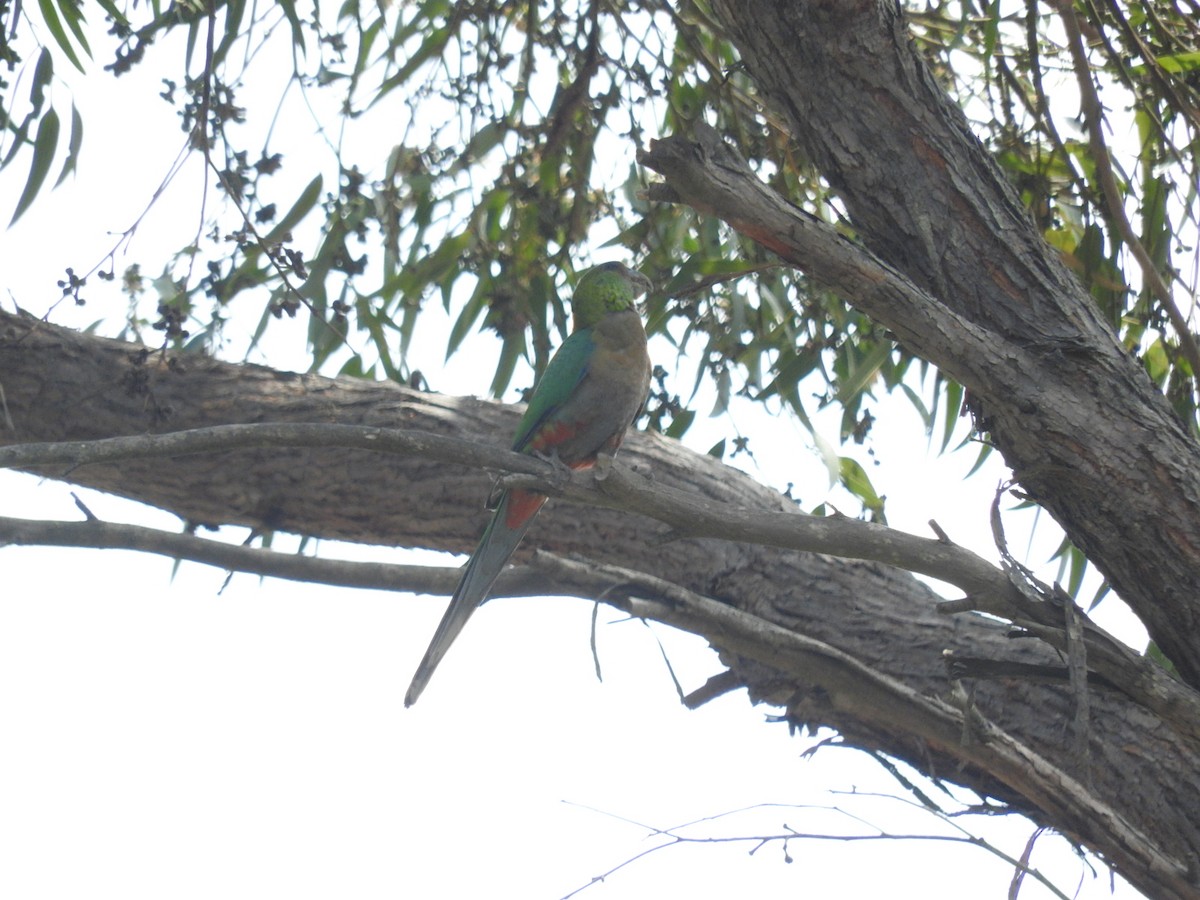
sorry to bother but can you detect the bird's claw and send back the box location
[592,454,614,482]
[533,448,575,489]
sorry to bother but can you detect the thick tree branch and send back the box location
[648,5,1200,696]
[645,1,1200,695]
[4,421,1197,752]
[0,422,1026,604]
[4,308,1200,892]
[0,422,549,483]
[20,489,1180,889]
[639,125,1029,398]
[543,554,1194,899]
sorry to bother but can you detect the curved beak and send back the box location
[628,268,653,298]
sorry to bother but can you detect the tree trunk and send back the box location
[1,309,1197,896]
[698,0,1200,693]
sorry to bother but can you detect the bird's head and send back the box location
[571,262,652,329]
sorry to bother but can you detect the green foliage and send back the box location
[1147,640,1181,679]
[838,457,887,524]
[35,0,91,73]
[1,0,1198,545]
[8,103,57,225]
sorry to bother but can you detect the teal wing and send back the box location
[510,328,595,452]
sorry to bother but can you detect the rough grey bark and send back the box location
[3,2,1200,893]
[698,0,1200,693]
[1,310,1197,897]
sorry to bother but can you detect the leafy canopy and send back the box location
[2,0,1199,532]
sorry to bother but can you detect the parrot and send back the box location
[404,261,653,706]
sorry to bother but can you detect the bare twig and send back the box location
[559,795,1076,900]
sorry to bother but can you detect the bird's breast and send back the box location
[543,312,650,463]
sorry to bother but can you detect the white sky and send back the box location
[0,6,1151,899]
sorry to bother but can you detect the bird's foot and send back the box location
[532,448,575,490]
[592,454,614,482]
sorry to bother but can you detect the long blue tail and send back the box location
[404,490,545,706]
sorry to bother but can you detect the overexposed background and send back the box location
[0,8,1147,898]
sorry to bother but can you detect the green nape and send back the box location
[571,262,652,329]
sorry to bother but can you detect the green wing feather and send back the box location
[510,328,595,452]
